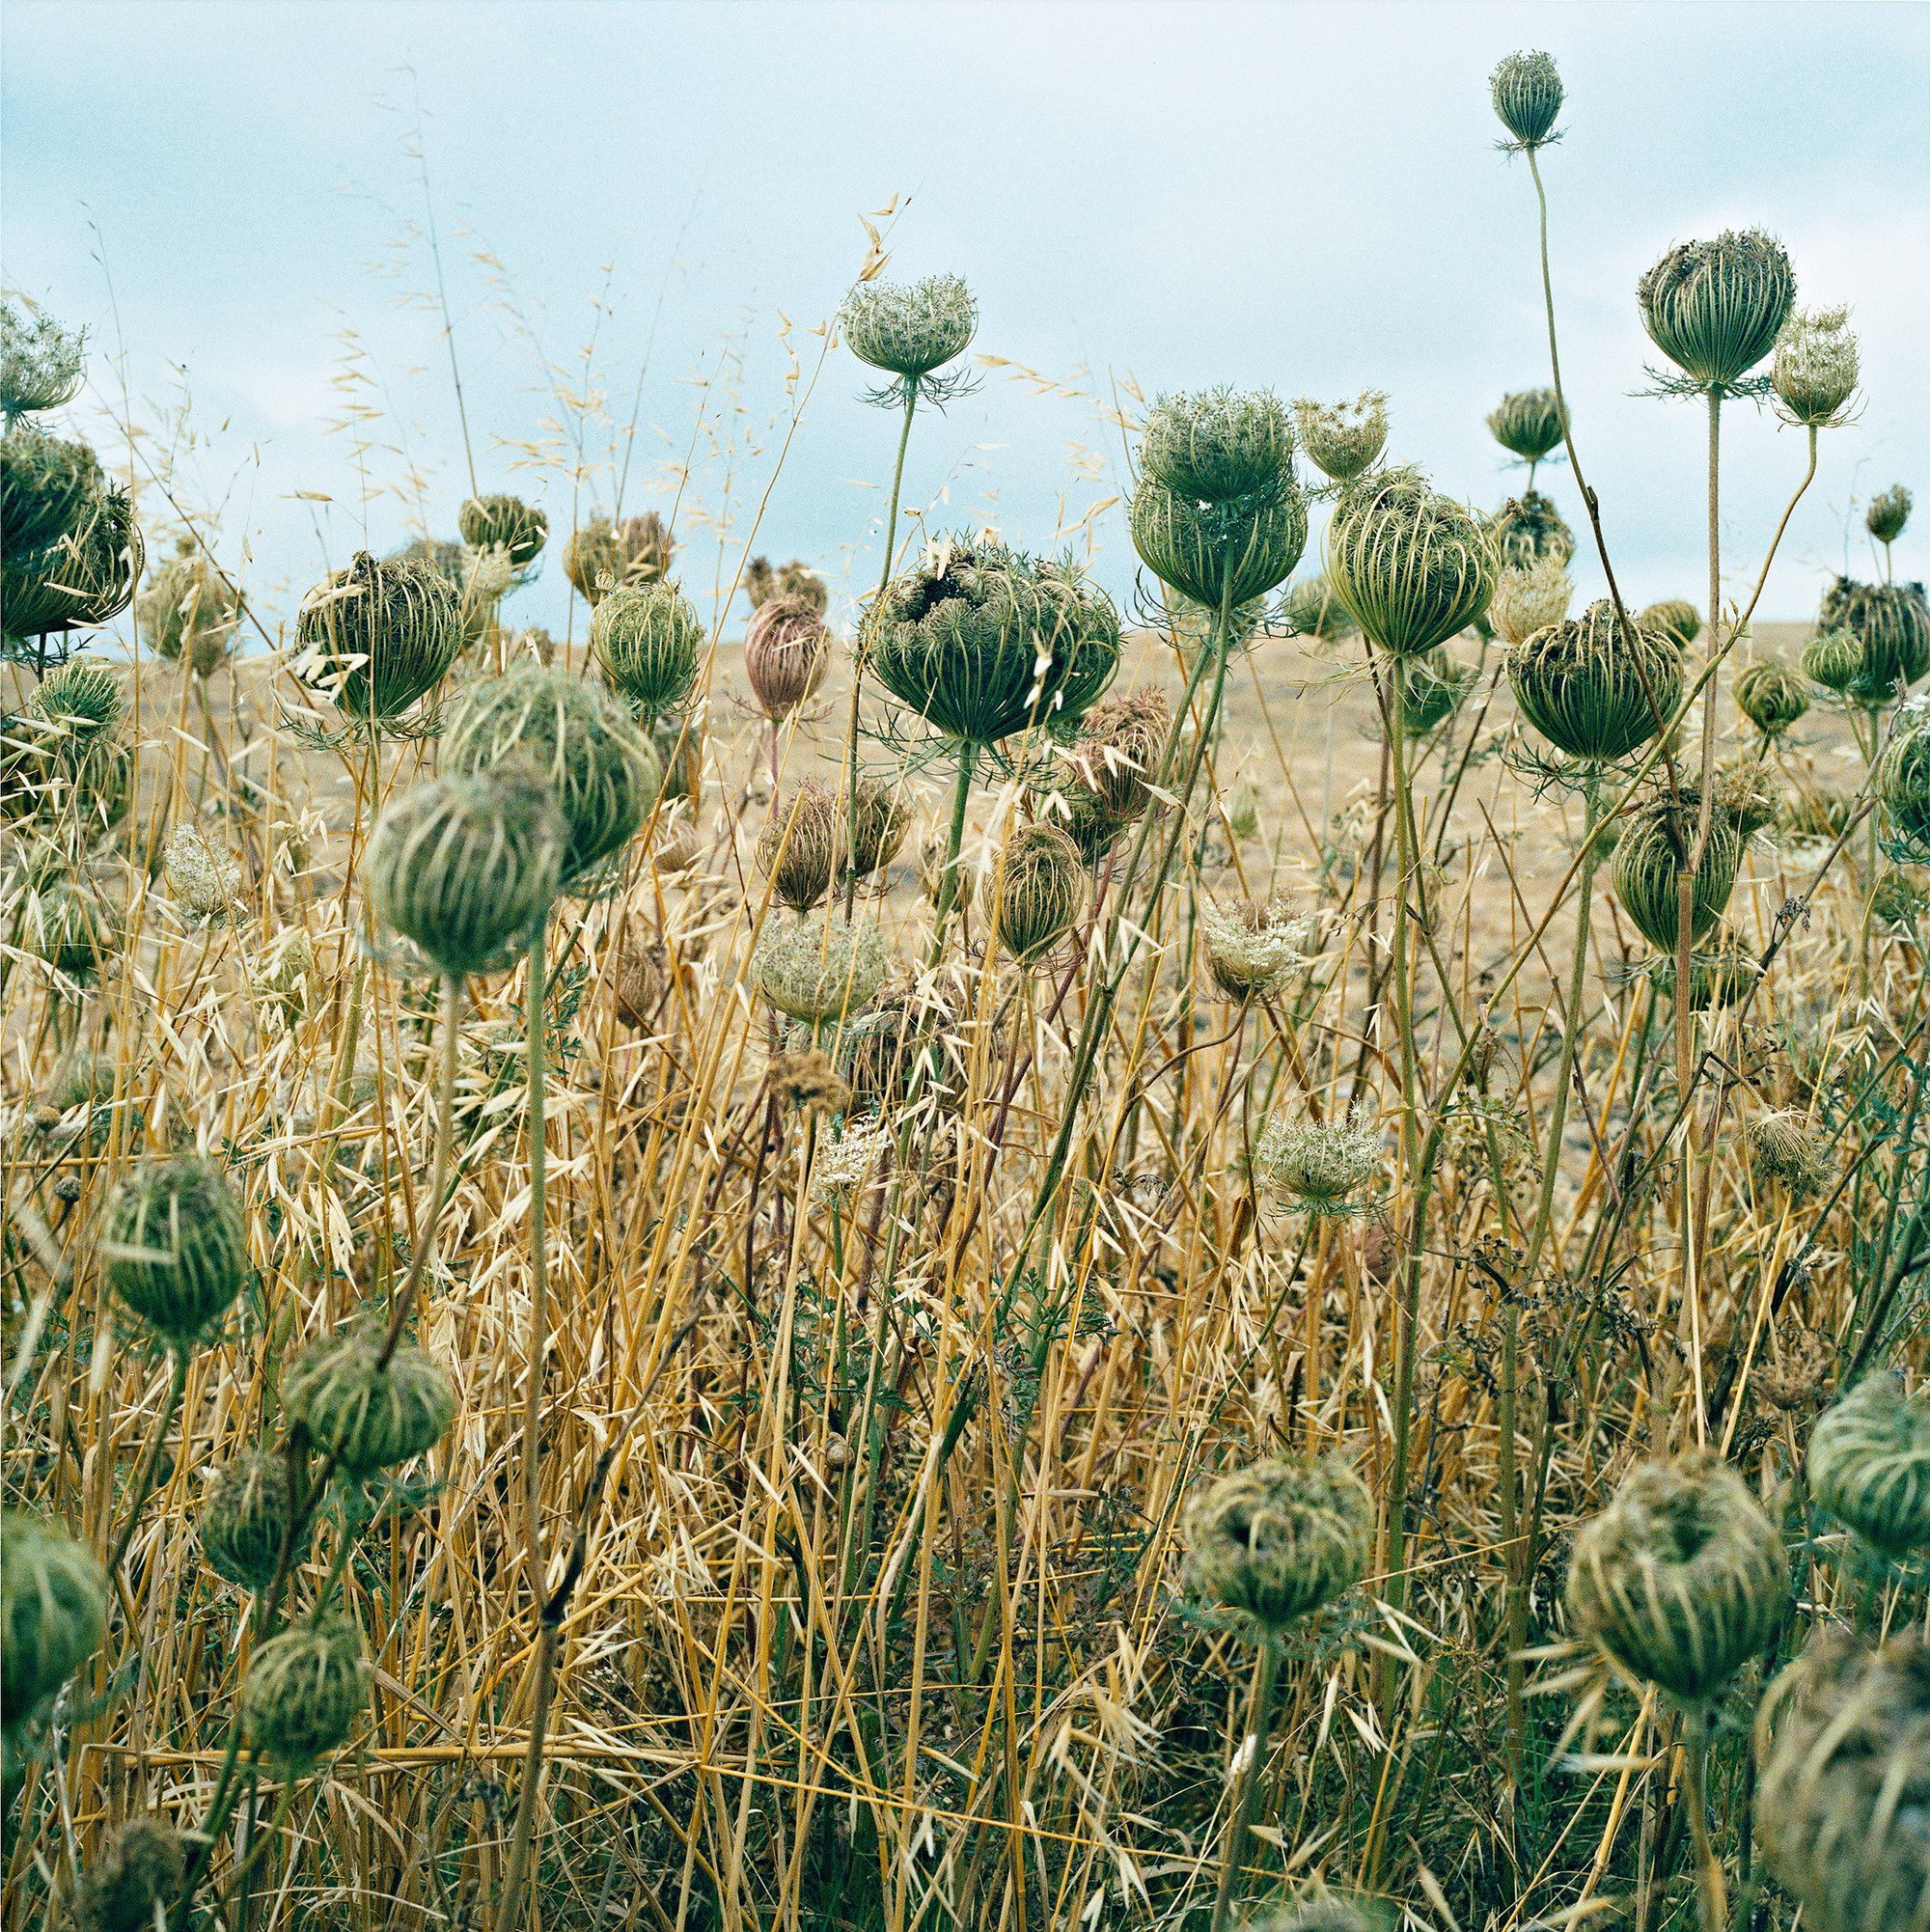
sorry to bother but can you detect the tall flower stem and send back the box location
[844,383,920,915]
[924,743,979,965]
[1209,1636,1279,1932]
[1682,1702,1728,1932]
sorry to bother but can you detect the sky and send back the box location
[4,0,1927,646]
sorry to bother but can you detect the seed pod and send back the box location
[1280,573,1357,642]
[1734,658,1810,738]
[1879,720,1930,854]
[1820,576,1930,704]
[239,1618,371,1768]
[1639,230,1796,392]
[76,1815,186,1932]
[1801,625,1864,695]
[366,768,565,978]
[456,493,547,571]
[985,822,1084,965]
[1807,1373,1930,1559]
[1182,1457,1373,1632]
[445,665,656,886]
[850,775,911,879]
[1,1511,107,1726]
[294,550,462,722]
[283,1329,456,1476]
[1325,468,1497,655]
[1142,389,1295,503]
[1487,388,1568,464]
[1131,471,1307,610]
[1773,306,1860,428]
[1491,489,1576,570]
[200,1448,301,1589]
[0,301,86,417]
[1564,1455,1783,1702]
[1489,48,1563,149]
[1753,1629,1930,1932]
[1508,601,1680,762]
[137,538,241,676]
[102,1154,248,1351]
[757,782,844,911]
[1612,795,1740,952]
[31,657,122,739]
[591,579,705,715]
[0,428,99,555]
[1290,393,1389,485]
[1640,599,1703,651]
[1867,483,1913,547]
[753,911,889,1027]
[866,534,1120,744]
[563,511,673,607]
[1747,1110,1832,1200]
[839,274,977,379]
[743,594,832,720]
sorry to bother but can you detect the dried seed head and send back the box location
[1487,387,1568,463]
[1039,684,1172,857]
[1734,657,1811,738]
[1182,1457,1373,1632]
[1325,468,1498,655]
[5,482,144,641]
[1640,599,1703,651]
[102,1153,248,1352]
[810,1115,891,1208]
[1807,1373,1930,1559]
[1489,49,1563,150]
[1203,897,1310,1003]
[21,874,119,981]
[851,775,912,880]
[138,538,241,675]
[1756,1327,1833,1413]
[1,1510,106,1728]
[1508,599,1681,762]
[1291,393,1389,485]
[744,556,829,616]
[753,911,890,1027]
[1488,553,1574,647]
[1564,1455,1784,1701]
[1867,483,1913,547]
[1753,1629,1930,1932]
[253,927,319,1024]
[456,493,547,571]
[1715,757,1783,838]
[199,1449,303,1590]
[770,1048,851,1118]
[1820,575,1930,704]
[76,1815,186,1932]
[743,594,833,720]
[1491,488,1577,570]
[294,550,463,722]
[1280,572,1358,643]
[239,1618,371,1769]
[1639,230,1796,393]
[564,511,674,606]
[283,1329,456,1476]
[1612,792,1741,952]
[591,579,706,715]
[0,300,86,417]
[757,782,844,911]
[1256,1112,1381,1217]
[1143,388,1296,503]
[366,768,565,978]
[1801,624,1865,695]
[1773,305,1860,428]
[985,821,1084,966]
[840,274,977,379]
[162,821,243,922]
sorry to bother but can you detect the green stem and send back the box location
[1209,1638,1279,1932]
[1682,1702,1728,1932]
[925,742,979,964]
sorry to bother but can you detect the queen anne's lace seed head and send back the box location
[1255,1112,1381,1217]
[1487,387,1568,464]
[1489,553,1574,647]
[1639,230,1795,394]
[1142,389,1295,504]
[1291,394,1389,485]
[1640,599,1702,651]
[1489,49,1563,151]
[1867,483,1913,547]
[754,912,890,1028]
[840,275,978,380]
[0,300,86,418]
[1807,1373,1930,1559]
[1203,898,1311,1003]
[1734,657,1811,738]
[163,822,242,923]
[1325,468,1498,655]
[1773,305,1861,428]
[1182,1457,1373,1633]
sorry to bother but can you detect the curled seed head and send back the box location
[1487,387,1568,463]
[1640,599,1703,651]
[1801,625,1865,695]
[1398,646,1474,735]
[456,493,548,571]
[238,1618,371,1768]
[743,594,833,720]
[1280,572,1359,643]
[294,550,463,722]
[1773,305,1860,429]
[199,1448,304,1590]
[1488,553,1574,647]
[591,579,706,715]
[1612,792,1741,952]
[851,775,912,880]
[1508,600,1681,762]
[1734,657,1811,738]
[138,539,241,675]
[282,1329,456,1476]
[753,911,890,1027]
[1491,489,1576,570]
[563,511,673,607]
[1255,1112,1380,1217]
[1866,483,1913,547]
[1142,388,1296,503]
[1879,717,1930,855]
[1489,49,1563,150]
[102,1153,248,1352]
[1821,575,1930,704]
[1131,470,1308,611]
[1,1510,106,1728]
[1325,468,1498,655]
[1745,1111,1833,1201]
[1807,1374,1930,1559]
[1638,230,1795,392]
[77,1814,186,1932]
[1182,1456,1373,1632]
[744,556,829,616]
[984,821,1084,966]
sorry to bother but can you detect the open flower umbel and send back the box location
[1773,305,1860,428]
[1255,1112,1381,1216]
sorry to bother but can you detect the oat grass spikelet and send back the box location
[1183,1457,1373,1632]
[1,1511,106,1726]
[283,1329,456,1476]
[1807,1374,1930,1559]
[102,1153,248,1352]
[1639,230,1796,393]
[1325,468,1498,655]
[239,1618,371,1769]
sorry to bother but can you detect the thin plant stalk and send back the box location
[1681,1702,1728,1932]
[105,1349,188,1577]
[1210,1636,1280,1932]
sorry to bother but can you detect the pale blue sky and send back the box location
[4,1,1926,642]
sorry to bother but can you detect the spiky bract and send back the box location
[294,549,462,722]
[457,493,548,571]
[754,911,890,1027]
[1564,1456,1783,1701]
[757,782,844,911]
[239,1619,371,1768]
[743,593,833,720]
[1487,388,1568,463]
[1325,469,1498,655]
[840,274,977,379]
[1868,483,1913,547]
[1640,599,1703,651]
[200,1448,302,1589]
[1489,49,1563,149]
[1808,1374,1930,1559]
[985,821,1083,965]
[866,535,1120,744]
[564,511,673,606]
[1773,305,1860,428]
[591,579,706,715]
[1182,1457,1373,1631]
[1142,389,1295,503]
[366,768,566,977]
[102,1153,248,1351]
[1612,793,1741,952]
[1639,230,1795,393]
[1820,576,1930,704]
[1734,657,1811,738]
[1,1511,106,1726]
[283,1330,456,1476]
[1291,393,1389,484]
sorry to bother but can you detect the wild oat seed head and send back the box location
[840,273,978,379]
[1280,572,1359,643]
[1638,230,1796,392]
[1753,1630,1930,1932]
[1802,625,1865,695]
[1867,483,1913,547]
[1487,387,1569,463]
[1182,1457,1373,1631]
[162,822,242,922]
[1808,1374,1930,1559]
[1142,388,1296,503]
[1325,468,1498,655]
[366,768,566,978]
[1488,554,1574,647]
[76,1815,186,1932]
[1132,465,1308,611]
[1640,598,1703,651]
[1203,897,1310,1003]
[0,301,86,418]
[1256,1112,1381,1217]
[591,579,706,716]
[1747,1110,1832,1200]
[283,1329,456,1476]
[1291,393,1389,484]
[757,781,845,911]
[1508,601,1682,763]
[1612,793,1741,952]
[754,911,890,1026]
[457,493,548,571]
[138,540,241,676]
[294,549,462,721]
[985,821,1084,966]
[102,1153,248,1351]
[1773,305,1860,429]
[1489,49,1563,149]
[239,1618,371,1769]
[1491,489,1577,570]
[743,593,833,720]
[1,1511,106,1728]
[199,1448,303,1590]
[1564,1455,1784,1701]
[1734,657,1811,738]
[1821,575,1930,704]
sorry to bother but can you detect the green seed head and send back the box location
[445,664,657,885]
[1871,866,1930,928]
[985,821,1084,966]
[1820,575,1930,704]
[1326,468,1498,655]
[366,768,566,978]
[1866,483,1913,547]
[1640,599,1703,651]
[32,657,123,738]
[563,511,674,607]
[1747,1109,1832,1201]
[199,1448,302,1590]
[1564,1455,1784,1701]
[1773,305,1860,428]
[1733,657,1811,738]
[840,274,977,380]
[1612,792,1741,952]
[1291,392,1390,485]
[851,775,912,880]
[3,484,143,643]
[1807,1374,1930,1559]
[1132,471,1308,610]
[283,1329,456,1476]
[757,781,844,912]
[866,534,1120,744]
[76,1815,186,1932]
[1280,573,1358,643]
[456,493,548,571]
[1801,624,1864,694]
[1,429,100,556]
[1489,49,1563,150]
[1638,230,1795,393]
[1242,1896,1395,1932]
[102,1153,248,1351]
[753,911,890,1027]
[591,579,706,715]
[1507,600,1682,763]
[1182,1456,1373,1632]
[1255,1112,1381,1217]
[1142,388,1295,503]
[137,539,241,676]
[1754,1629,1930,1932]
[21,874,119,981]
[1487,388,1569,464]
[0,301,86,418]
[743,594,833,721]
[1,1511,106,1727]
[239,1618,371,1768]
[294,550,463,722]
[1878,717,1930,855]
[1398,647,1473,736]
[1491,489,1576,571]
